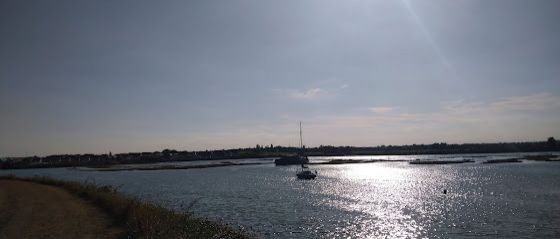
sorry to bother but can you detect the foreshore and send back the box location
[78,154,560,171]
[0,176,252,239]
[78,161,268,172]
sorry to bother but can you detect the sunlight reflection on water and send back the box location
[318,163,428,238]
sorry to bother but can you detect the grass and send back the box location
[0,175,253,239]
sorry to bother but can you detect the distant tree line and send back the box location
[1,137,558,169]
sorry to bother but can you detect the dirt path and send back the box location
[0,180,123,239]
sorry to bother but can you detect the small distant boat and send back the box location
[274,122,310,166]
[296,164,317,180]
[274,155,309,166]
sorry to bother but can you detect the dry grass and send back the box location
[0,175,253,239]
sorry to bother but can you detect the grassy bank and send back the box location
[0,175,253,239]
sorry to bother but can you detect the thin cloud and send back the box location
[277,83,352,101]
[274,88,327,100]
[443,93,560,115]
[368,107,394,114]
[291,88,325,99]
[490,93,560,111]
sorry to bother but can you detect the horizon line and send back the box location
[3,137,556,158]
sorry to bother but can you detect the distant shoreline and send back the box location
[1,139,558,169]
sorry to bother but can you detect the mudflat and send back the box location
[0,180,123,239]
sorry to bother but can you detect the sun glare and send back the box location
[342,163,406,181]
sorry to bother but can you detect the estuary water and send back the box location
[2,152,560,238]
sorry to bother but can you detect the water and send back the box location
[2,152,560,238]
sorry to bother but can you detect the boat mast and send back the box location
[299,121,303,149]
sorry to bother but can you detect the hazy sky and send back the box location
[1,0,560,156]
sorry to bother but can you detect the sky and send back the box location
[1,0,560,156]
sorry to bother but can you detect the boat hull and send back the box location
[274,156,309,166]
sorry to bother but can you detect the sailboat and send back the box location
[276,122,316,179]
[274,122,310,166]
[295,124,317,179]
[296,163,317,180]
